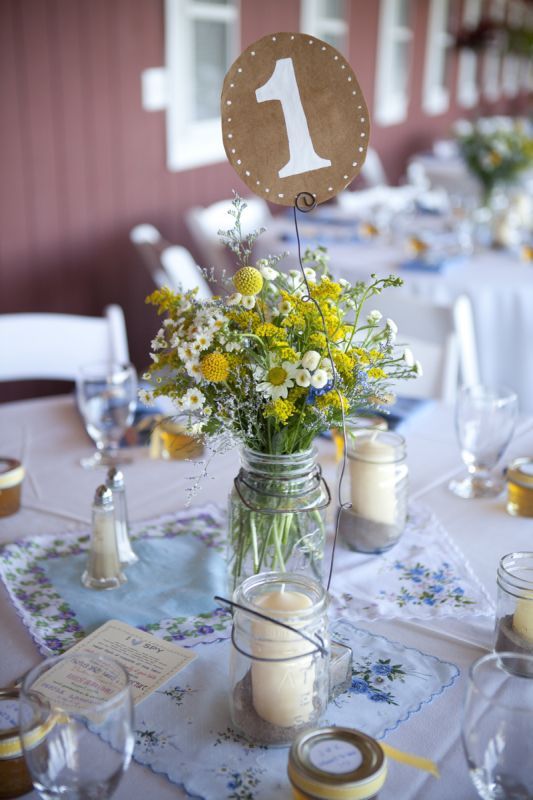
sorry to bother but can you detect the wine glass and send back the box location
[462,652,533,800]
[77,362,138,469]
[449,384,518,499]
[19,652,134,799]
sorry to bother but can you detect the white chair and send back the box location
[185,196,272,272]
[371,293,479,403]
[0,305,129,382]
[129,224,212,298]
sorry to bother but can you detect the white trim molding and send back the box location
[374,0,413,126]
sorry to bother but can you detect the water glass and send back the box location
[449,384,517,499]
[77,362,138,469]
[462,652,533,800]
[19,652,133,799]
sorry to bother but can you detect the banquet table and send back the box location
[256,212,533,413]
[2,394,533,799]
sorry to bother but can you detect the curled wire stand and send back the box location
[293,192,352,593]
[214,595,327,660]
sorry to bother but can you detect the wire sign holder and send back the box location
[221,32,371,590]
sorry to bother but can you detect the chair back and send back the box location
[371,293,479,403]
[186,197,272,272]
[0,305,129,382]
[160,246,212,299]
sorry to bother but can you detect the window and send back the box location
[502,0,525,97]
[142,0,239,171]
[422,0,455,115]
[482,0,506,101]
[457,0,482,108]
[300,0,348,54]
[374,0,413,126]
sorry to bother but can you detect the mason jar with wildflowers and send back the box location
[144,196,419,587]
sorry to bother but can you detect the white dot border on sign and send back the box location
[223,32,369,203]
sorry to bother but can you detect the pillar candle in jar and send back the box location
[349,433,397,525]
[251,590,315,728]
[513,593,533,644]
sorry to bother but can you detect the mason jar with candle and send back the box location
[495,552,533,670]
[229,572,329,746]
[340,430,408,553]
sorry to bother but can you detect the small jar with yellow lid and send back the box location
[0,458,25,517]
[506,458,533,517]
[288,726,387,800]
[0,688,34,799]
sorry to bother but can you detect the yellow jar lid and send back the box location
[0,459,25,490]
[507,458,533,489]
[288,727,387,800]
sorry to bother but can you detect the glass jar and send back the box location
[0,458,25,518]
[288,726,387,800]
[229,572,330,746]
[0,689,35,799]
[227,448,330,592]
[506,458,533,517]
[495,553,533,666]
[340,430,408,553]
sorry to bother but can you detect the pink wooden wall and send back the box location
[0,0,528,402]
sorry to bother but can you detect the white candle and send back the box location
[513,595,533,644]
[251,590,316,728]
[349,433,397,525]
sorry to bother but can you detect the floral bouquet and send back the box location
[144,197,420,587]
[456,118,533,206]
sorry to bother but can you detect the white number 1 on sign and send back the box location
[256,57,331,179]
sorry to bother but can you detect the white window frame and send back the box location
[300,0,348,54]
[143,0,239,172]
[502,0,525,97]
[422,0,453,115]
[457,0,482,108]
[482,0,506,101]
[374,0,413,126]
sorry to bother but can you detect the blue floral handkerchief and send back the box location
[328,504,494,621]
[132,619,458,799]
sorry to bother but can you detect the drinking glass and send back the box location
[77,362,138,469]
[462,652,533,800]
[19,652,134,799]
[449,384,518,499]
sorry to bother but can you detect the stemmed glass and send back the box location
[462,652,533,800]
[77,362,138,469]
[19,652,134,799]
[449,384,518,499]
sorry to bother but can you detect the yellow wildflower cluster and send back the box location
[332,350,356,381]
[255,323,286,340]
[227,310,260,332]
[309,278,342,303]
[316,390,348,412]
[264,398,296,424]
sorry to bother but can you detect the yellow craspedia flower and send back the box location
[200,352,230,382]
[233,266,263,296]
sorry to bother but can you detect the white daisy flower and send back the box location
[178,343,195,362]
[185,360,202,382]
[386,318,398,336]
[311,369,329,389]
[414,360,423,376]
[295,368,311,388]
[225,341,242,352]
[259,265,279,281]
[256,361,298,400]
[227,292,242,306]
[301,350,321,371]
[279,299,292,315]
[138,389,153,405]
[403,347,415,367]
[339,278,350,289]
[193,331,213,350]
[367,309,382,324]
[304,267,316,283]
[149,353,159,363]
[241,295,256,309]
[182,387,205,411]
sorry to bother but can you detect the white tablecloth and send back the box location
[257,218,533,412]
[2,395,533,799]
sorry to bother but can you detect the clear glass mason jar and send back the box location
[340,430,408,553]
[229,572,330,746]
[495,552,533,666]
[227,448,330,593]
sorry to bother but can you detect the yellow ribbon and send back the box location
[381,743,440,778]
